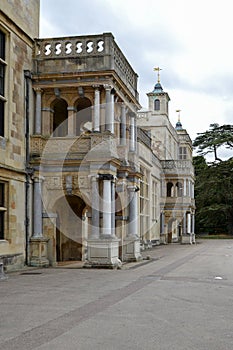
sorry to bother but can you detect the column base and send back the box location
[181,234,195,244]
[30,237,49,267]
[160,234,167,245]
[85,237,122,269]
[0,262,8,281]
[123,236,142,262]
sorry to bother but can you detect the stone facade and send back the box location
[0,1,195,271]
[0,0,39,271]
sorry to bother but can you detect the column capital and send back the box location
[92,84,101,89]
[99,174,114,181]
[67,106,77,112]
[32,175,45,183]
[34,87,43,93]
[103,84,112,91]
[127,185,139,192]
[89,174,100,182]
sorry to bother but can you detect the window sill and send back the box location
[0,239,8,244]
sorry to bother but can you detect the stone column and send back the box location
[123,182,142,262]
[191,213,196,243]
[187,212,191,234]
[183,179,187,196]
[160,212,166,244]
[128,185,138,237]
[86,174,121,268]
[91,175,100,239]
[93,85,100,132]
[33,176,43,238]
[182,213,187,235]
[104,85,114,133]
[30,175,49,267]
[35,88,42,134]
[111,178,116,237]
[120,103,126,145]
[129,112,136,152]
[67,107,76,136]
[102,175,112,236]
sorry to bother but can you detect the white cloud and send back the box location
[40,0,233,142]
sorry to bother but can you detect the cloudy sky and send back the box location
[40,0,233,143]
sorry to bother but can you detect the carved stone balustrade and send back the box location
[161,160,194,176]
[30,135,91,160]
[33,32,138,99]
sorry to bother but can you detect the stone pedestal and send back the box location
[160,234,167,245]
[181,234,193,244]
[123,236,142,262]
[85,237,122,268]
[30,237,49,267]
[0,262,8,281]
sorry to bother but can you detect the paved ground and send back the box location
[1,239,233,350]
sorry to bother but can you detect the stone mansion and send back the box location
[0,0,195,271]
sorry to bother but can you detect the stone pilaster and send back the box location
[129,112,136,152]
[104,85,114,133]
[67,106,76,136]
[34,88,42,134]
[120,103,127,146]
[93,85,100,132]
[30,175,49,267]
[91,175,100,239]
[123,182,142,262]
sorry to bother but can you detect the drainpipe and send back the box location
[24,70,33,266]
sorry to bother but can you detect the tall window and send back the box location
[152,180,158,221]
[0,183,6,239]
[179,146,187,160]
[0,30,6,137]
[52,98,68,137]
[154,99,160,111]
[140,168,150,240]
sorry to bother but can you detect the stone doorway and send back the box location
[54,195,87,262]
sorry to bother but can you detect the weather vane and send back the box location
[176,109,181,122]
[153,67,162,83]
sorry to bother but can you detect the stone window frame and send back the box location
[139,167,150,240]
[0,28,6,137]
[0,182,7,240]
[154,99,160,111]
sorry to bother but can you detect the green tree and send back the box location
[193,123,233,161]
[193,124,233,235]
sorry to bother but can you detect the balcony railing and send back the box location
[161,160,194,176]
[34,32,138,99]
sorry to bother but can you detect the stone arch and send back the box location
[74,97,92,135]
[53,194,88,262]
[176,181,183,197]
[167,182,174,197]
[154,99,160,111]
[51,98,68,137]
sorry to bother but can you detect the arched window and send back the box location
[75,97,92,135]
[154,99,160,111]
[176,182,183,197]
[52,98,68,137]
[167,182,173,197]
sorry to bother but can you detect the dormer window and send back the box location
[154,99,160,111]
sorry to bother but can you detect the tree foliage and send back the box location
[193,124,233,235]
[193,123,233,161]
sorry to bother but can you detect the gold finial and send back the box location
[176,109,181,122]
[153,67,162,83]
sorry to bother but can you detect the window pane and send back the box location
[0,212,4,239]
[0,100,4,137]
[0,64,4,95]
[0,183,4,206]
[0,31,5,60]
